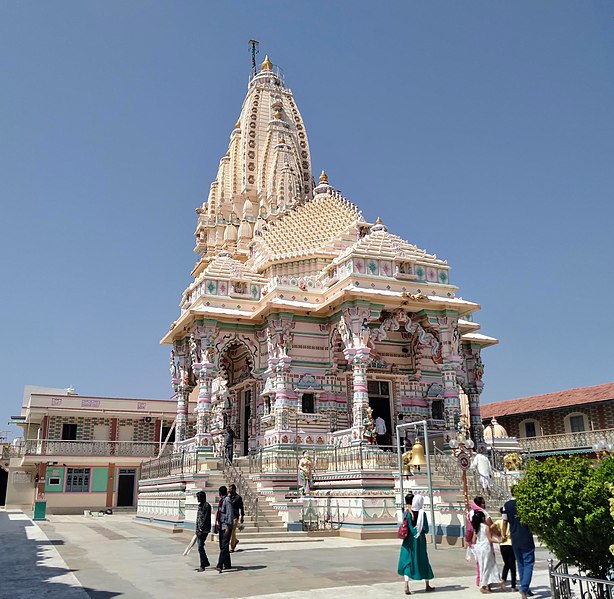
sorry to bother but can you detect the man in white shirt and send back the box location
[470,447,492,491]
[375,415,387,446]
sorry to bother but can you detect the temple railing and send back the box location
[222,457,261,531]
[520,428,614,454]
[549,559,614,599]
[22,439,160,457]
[140,450,200,480]
[431,445,512,503]
[248,443,399,475]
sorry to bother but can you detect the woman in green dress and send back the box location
[397,494,435,594]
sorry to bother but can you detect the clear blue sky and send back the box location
[1,1,613,438]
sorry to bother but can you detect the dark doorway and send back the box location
[368,380,392,445]
[117,469,136,507]
[161,425,175,445]
[0,468,7,506]
[62,423,77,440]
[301,393,315,414]
[243,390,251,456]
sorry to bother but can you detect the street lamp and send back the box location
[449,435,475,511]
[592,439,614,461]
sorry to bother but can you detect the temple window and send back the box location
[431,400,444,421]
[264,396,271,415]
[62,423,77,441]
[301,393,315,414]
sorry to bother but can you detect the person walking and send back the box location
[502,487,535,599]
[194,491,211,572]
[215,485,233,573]
[470,448,493,492]
[495,507,517,591]
[397,494,435,595]
[224,426,236,464]
[228,483,245,553]
[471,510,504,594]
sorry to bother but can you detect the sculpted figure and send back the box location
[298,451,313,495]
[169,350,177,378]
[338,316,353,348]
[189,333,199,365]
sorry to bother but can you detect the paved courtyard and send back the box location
[1,509,553,599]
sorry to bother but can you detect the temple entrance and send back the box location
[243,389,251,456]
[368,380,392,446]
[219,340,256,457]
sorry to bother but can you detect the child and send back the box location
[471,510,504,594]
[496,507,517,591]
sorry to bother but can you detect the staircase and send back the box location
[199,458,306,541]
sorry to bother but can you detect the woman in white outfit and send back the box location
[471,510,503,594]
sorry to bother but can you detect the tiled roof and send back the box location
[481,382,614,419]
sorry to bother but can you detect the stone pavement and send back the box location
[0,509,553,599]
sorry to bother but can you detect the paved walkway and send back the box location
[0,510,553,598]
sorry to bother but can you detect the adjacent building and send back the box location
[481,381,614,457]
[7,386,176,513]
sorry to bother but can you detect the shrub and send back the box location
[515,456,614,579]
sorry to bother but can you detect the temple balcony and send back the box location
[518,427,614,456]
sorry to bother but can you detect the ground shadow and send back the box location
[231,565,268,571]
[0,511,121,598]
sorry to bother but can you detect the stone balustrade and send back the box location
[519,428,614,454]
[21,439,159,457]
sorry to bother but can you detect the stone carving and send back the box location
[189,333,200,365]
[503,452,522,472]
[474,353,484,381]
[298,451,314,495]
[169,350,177,378]
[405,316,441,360]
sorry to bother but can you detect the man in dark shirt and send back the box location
[215,485,234,573]
[228,483,245,552]
[195,491,211,572]
[224,426,236,464]
[502,486,535,599]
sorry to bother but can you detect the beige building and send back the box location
[7,386,176,514]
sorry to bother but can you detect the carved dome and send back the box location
[483,418,508,439]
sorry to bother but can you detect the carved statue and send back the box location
[338,316,353,349]
[169,350,177,378]
[362,406,376,445]
[360,318,370,346]
[503,452,522,472]
[298,451,313,495]
[189,333,199,365]
[451,322,461,356]
[474,354,484,381]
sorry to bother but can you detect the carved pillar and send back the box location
[170,348,192,445]
[344,346,372,429]
[467,387,484,445]
[193,358,215,450]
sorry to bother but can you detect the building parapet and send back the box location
[519,428,614,455]
[17,440,160,458]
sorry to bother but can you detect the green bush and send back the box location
[515,456,614,579]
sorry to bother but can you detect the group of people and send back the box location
[468,489,535,598]
[194,483,245,573]
[397,487,534,598]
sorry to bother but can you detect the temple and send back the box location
[138,54,497,538]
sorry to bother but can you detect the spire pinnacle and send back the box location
[261,55,273,71]
[319,170,328,184]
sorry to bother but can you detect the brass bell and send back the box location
[402,450,413,476]
[410,438,427,467]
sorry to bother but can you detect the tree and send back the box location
[515,456,614,579]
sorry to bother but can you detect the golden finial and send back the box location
[279,137,286,144]
[234,119,241,129]
[261,55,273,71]
[319,170,328,184]
[273,109,282,119]
[375,216,382,224]
[226,150,230,157]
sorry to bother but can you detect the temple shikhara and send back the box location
[138,53,498,537]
